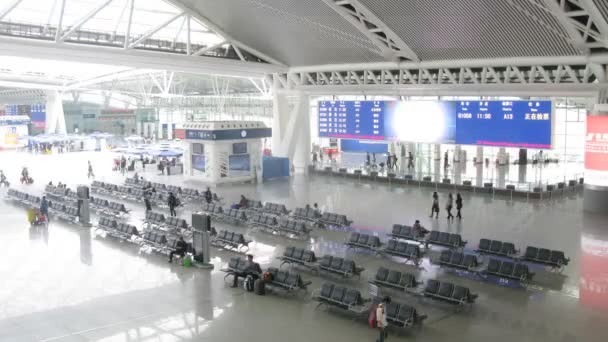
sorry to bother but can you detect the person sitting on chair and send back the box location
[168,236,188,263]
[232,254,262,288]
[237,195,248,209]
[412,220,428,237]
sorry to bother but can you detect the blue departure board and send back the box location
[318,100,552,148]
[318,101,386,140]
[455,100,552,148]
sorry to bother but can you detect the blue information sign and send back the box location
[455,100,552,148]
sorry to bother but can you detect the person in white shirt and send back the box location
[376,303,388,342]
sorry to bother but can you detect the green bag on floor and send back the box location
[183,256,192,268]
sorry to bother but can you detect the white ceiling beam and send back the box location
[63,68,153,91]
[0,80,62,90]
[0,0,23,20]
[164,0,286,66]
[578,0,608,39]
[124,0,135,49]
[0,36,285,77]
[60,0,115,42]
[191,41,227,56]
[320,0,419,62]
[232,44,246,61]
[173,14,188,45]
[289,55,608,73]
[54,0,67,42]
[128,12,184,49]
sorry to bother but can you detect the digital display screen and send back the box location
[318,100,552,148]
[229,154,250,177]
[455,101,552,148]
[318,101,385,140]
[385,101,456,143]
[233,142,247,154]
[192,155,205,172]
[192,143,204,155]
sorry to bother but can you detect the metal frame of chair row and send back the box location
[344,232,382,254]
[437,250,480,272]
[277,247,317,271]
[422,279,478,310]
[383,240,423,266]
[211,230,251,253]
[265,267,312,295]
[370,267,421,293]
[482,258,534,284]
[521,246,569,272]
[476,238,519,258]
[312,283,370,315]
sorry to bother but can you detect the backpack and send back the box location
[243,275,255,292]
[368,304,378,328]
[263,272,273,282]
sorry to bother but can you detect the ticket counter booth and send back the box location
[175,121,271,184]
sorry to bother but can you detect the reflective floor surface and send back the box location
[0,150,606,342]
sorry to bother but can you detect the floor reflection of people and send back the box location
[29,225,49,245]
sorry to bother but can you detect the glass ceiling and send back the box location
[2,0,224,47]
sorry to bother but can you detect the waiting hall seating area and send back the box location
[438,250,480,271]
[423,279,478,306]
[7,189,41,206]
[523,246,570,270]
[389,224,428,243]
[384,240,422,265]
[345,232,382,252]
[314,283,369,313]
[318,255,365,279]
[477,239,518,257]
[371,267,420,292]
[96,216,139,240]
[426,231,467,249]
[483,259,534,282]
[266,267,312,293]
[385,301,427,328]
[212,230,251,253]
[278,246,317,269]
[292,207,321,222]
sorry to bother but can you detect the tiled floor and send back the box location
[0,150,606,342]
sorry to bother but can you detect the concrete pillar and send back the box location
[497,147,508,165]
[292,95,311,172]
[271,89,310,173]
[584,104,608,214]
[45,91,66,134]
[433,144,441,160]
[475,146,483,164]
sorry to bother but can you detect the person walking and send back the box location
[144,196,152,212]
[120,156,127,176]
[407,151,414,169]
[446,193,454,220]
[444,151,449,170]
[366,152,371,166]
[386,154,392,170]
[375,302,388,342]
[87,161,94,179]
[392,153,398,169]
[168,192,178,217]
[40,196,49,222]
[430,192,439,219]
[456,193,463,219]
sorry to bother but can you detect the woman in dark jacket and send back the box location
[456,193,463,219]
